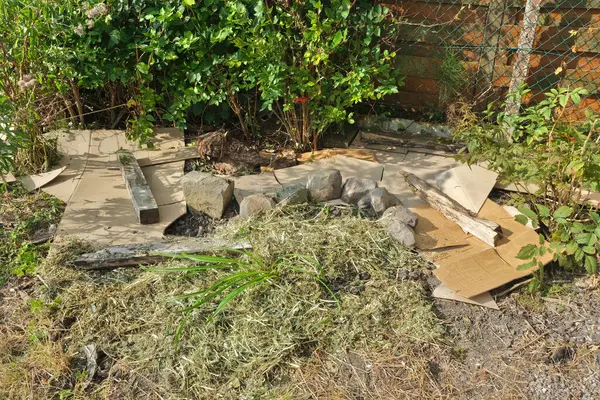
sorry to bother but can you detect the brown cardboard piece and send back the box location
[42,130,93,202]
[19,166,67,192]
[231,173,282,204]
[424,199,553,298]
[1,173,16,183]
[436,164,499,214]
[297,148,378,163]
[432,283,499,310]
[56,130,186,246]
[42,128,186,202]
[274,155,384,186]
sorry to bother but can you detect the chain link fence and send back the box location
[386,0,600,119]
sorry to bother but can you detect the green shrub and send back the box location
[1,0,401,155]
[453,87,600,289]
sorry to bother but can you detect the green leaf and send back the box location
[575,233,592,245]
[518,207,537,222]
[535,204,550,217]
[553,205,573,219]
[589,233,598,246]
[517,259,537,271]
[590,212,600,224]
[584,255,597,274]
[183,0,195,5]
[583,245,596,255]
[332,30,343,47]
[136,63,149,74]
[565,241,579,255]
[516,244,538,260]
[538,234,545,245]
[575,248,585,262]
[515,214,530,226]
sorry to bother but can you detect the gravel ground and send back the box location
[430,274,600,399]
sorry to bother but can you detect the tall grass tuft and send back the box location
[147,249,339,343]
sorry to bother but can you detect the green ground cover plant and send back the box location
[0,186,64,286]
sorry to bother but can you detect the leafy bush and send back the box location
[234,0,400,149]
[0,0,401,160]
[453,87,600,289]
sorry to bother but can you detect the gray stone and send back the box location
[385,220,416,248]
[341,177,377,204]
[231,173,281,205]
[276,184,309,206]
[239,194,275,219]
[307,169,342,201]
[182,171,234,219]
[370,187,401,215]
[357,194,372,209]
[381,205,418,229]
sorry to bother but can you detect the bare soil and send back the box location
[428,274,600,399]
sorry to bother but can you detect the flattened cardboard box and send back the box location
[412,199,553,299]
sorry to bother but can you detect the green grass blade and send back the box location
[145,264,234,273]
[178,271,268,312]
[153,251,243,264]
[211,273,276,317]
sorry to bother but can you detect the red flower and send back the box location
[293,96,309,104]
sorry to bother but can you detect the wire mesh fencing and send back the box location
[385,0,600,119]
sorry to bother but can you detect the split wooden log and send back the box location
[117,150,159,224]
[405,173,501,247]
[74,238,252,270]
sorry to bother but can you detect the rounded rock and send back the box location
[381,205,418,229]
[307,169,343,201]
[239,194,276,219]
[341,177,377,205]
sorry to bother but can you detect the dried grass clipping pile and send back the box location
[0,205,449,399]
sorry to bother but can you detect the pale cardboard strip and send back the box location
[56,130,185,246]
[432,284,499,310]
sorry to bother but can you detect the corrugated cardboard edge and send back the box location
[432,283,499,310]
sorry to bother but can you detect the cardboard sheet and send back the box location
[432,284,499,310]
[426,199,553,298]
[1,173,16,183]
[392,152,461,186]
[42,130,93,202]
[56,130,185,246]
[297,148,378,163]
[231,173,282,204]
[19,166,67,191]
[436,164,498,214]
[274,155,384,186]
[379,170,424,208]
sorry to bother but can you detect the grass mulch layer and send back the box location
[0,204,458,399]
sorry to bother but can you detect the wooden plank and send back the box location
[505,0,542,115]
[405,173,501,247]
[118,150,160,225]
[74,238,252,270]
